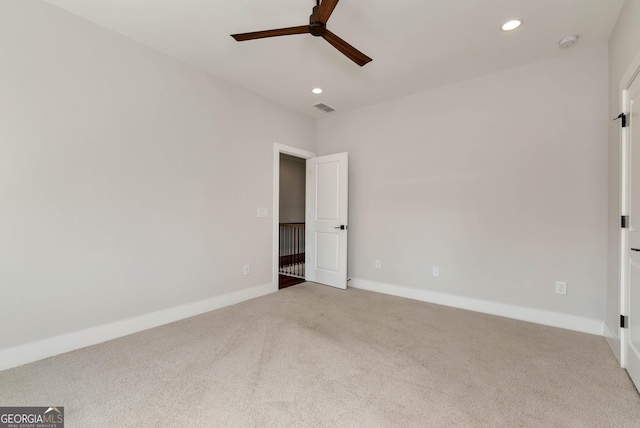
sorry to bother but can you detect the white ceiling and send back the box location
[43,0,624,118]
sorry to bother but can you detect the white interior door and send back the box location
[627,72,640,390]
[306,152,348,289]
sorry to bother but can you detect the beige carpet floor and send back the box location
[1,283,640,427]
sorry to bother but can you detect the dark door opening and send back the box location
[279,153,306,289]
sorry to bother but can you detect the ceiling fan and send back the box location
[231,0,372,67]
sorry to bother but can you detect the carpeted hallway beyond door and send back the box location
[1,283,639,427]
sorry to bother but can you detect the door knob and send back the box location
[334,225,347,230]
[632,248,640,252]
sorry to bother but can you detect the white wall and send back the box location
[317,45,609,324]
[606,0,640,361]
[0,0,616,369]
[0,1,315,354]
[279,155,305,223]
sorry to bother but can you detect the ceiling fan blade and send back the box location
[315,0,340,25]
[231,25,310,41]
[322,30,372,67]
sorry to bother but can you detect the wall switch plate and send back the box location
[375,260,381,269]
[432,267,439,277]
[555,281,567,295]
[243,265,250,276]
[257,208,268,218]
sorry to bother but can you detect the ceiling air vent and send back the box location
[313,103,335,113]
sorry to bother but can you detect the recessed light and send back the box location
[312,88,323,94]
[501,19,523,32]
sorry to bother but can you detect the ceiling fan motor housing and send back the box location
[309,6,326,36]
[310,22,326,36]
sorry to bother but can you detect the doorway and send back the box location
[272,143,350,291]
[278,153,306,289]
[272,144,315,290]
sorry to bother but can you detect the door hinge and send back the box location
[622,215,629,228]
[621,315,628,329]
[614,113,627,128]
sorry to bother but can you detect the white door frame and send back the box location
[619,50,640,368]
[272,143,316,290]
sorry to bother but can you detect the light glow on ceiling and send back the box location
[501,19,523,31]
[312,88,323,94]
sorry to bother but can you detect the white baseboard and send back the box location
[0,282,276,372]
[349,279,604,336]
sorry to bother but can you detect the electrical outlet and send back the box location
[257,208,268,218]
[555,281,567,295]
[243,265,250,276]
[432,267,439,278]
[375,260,381,269]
